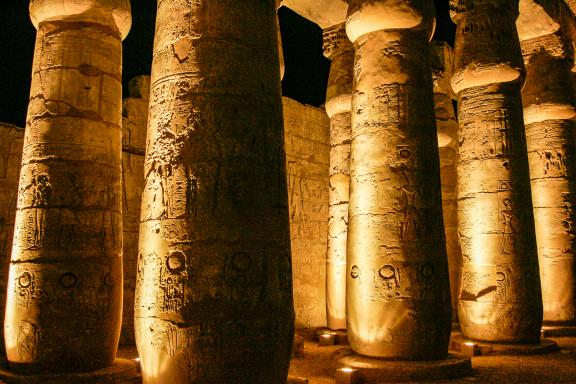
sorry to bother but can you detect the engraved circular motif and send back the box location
[421,263,434,278]
[351,265,360,279]
[379,265,396,279]
[231,252,252,272]
[18,272,32,288]
[399,149,411,159]
[59,272,78,288]
[166,252,186,273]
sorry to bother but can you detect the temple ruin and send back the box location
[0,0,575,383]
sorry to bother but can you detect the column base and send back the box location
[315,327,349,345]
[293,333,305,357]
[333,349,471,383]
[541,325,576,337]
[450,332,559,356]
[0,359,139,384]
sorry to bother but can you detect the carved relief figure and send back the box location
[17,320,41,361]
[21,172,52,248]
[395,146,422,242]
[499,197,518,255]
[496,270,510,303]
[492,109,511,156]
[16,271,38,308]
[160,251,189,313]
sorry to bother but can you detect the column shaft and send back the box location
[432,42,461,325]
[346,0,450,359]
[323,23,354,331]
[5,0,131,373]
[135,1,294,382]
[521,33,576,325]
[451,0,542,342]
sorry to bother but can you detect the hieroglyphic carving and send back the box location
[0,123,24,354]
[497,181,518,256]
[453,0,542,342]
[394,145,423,242]
[135,2,293,382]
[346,1,449,359]
[4,1,130,372]
[283,98,329,329]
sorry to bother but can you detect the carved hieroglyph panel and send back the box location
[283,97,330,329]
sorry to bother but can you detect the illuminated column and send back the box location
[345,0,451,358]
[432,42,461,325]
[135,1,294,383]
[323,22,353,332]
[4,0,131,373]
[120,75,150,346]
[520,32,576,326]
[0,124,24,358]
[451,0,543,342]
[276,0,285,80]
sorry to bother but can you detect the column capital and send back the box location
[323,23,353,60]
[431,41,456,98]
[30,0,132,39]
[521,32,567,60]
[449,0,519,22]
[345,0,435,44]
[450,4,524,94]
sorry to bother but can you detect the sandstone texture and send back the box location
[4,0,131,374]
[134,1,294,383]
[345,0,451,359]
[451,0,543,343]
[323,22,353,332]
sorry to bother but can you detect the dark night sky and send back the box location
[0,1,455,128]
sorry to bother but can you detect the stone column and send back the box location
[450,0,543,343]
[4,0,131,374]
[135,1,294,383]
[323,22,353,332]
[432,42,461,326]
[520,32,576,327]
[345,0,451,359]
[120,75,150,346]
[277,1,286,80]
[0,123,24,358]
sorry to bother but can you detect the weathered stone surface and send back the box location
[4,0,131,374]
[283,97,330,329]
[520,29,576,326]
[432,42,461,325]
[281,0,348,28]
[451,0,543,343]
[0,358,139,384]
[119,76,149,346]
[134,1,294,383]
[345,0,450,359]
[323,22,353,331]
[0,123,24,356]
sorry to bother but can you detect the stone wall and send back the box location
[283,97,330,329]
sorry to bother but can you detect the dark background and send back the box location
[0,1,455,128]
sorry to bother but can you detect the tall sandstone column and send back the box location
[0,124,24,358]
[432,42,461,325]
[120,75,150,346]
[520,30,576,326]
[323,22,354,332]
[4,0,131,373]
[345,0,451,358]
[450,0,543,342]
[134,1,294,383]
